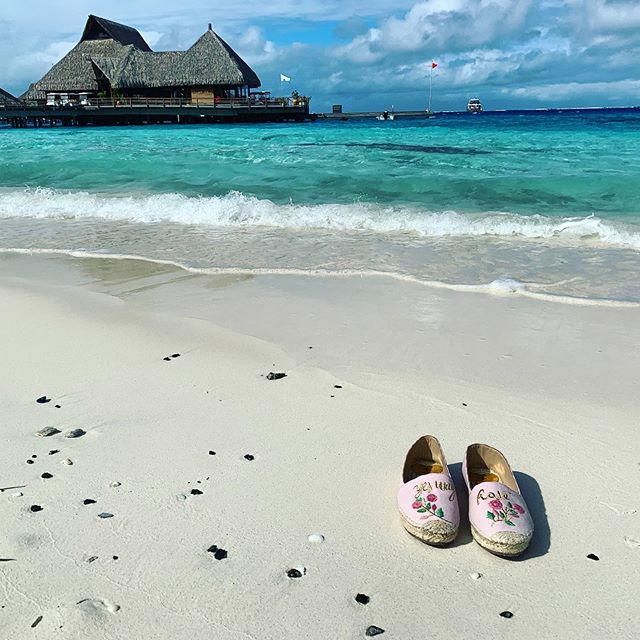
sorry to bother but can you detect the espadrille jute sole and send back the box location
[470,523,531,557]
[400,513,458,547]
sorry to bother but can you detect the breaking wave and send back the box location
[1,187,639,250]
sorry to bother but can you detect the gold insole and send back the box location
[411,460,443,477]
[468,468,500,487]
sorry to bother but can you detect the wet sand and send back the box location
[1,252,638,639]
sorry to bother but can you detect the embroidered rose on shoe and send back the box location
[411,486,452,523]
[486,499,525,526]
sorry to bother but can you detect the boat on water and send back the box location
[467,98,483,113]
[376,110,396,121]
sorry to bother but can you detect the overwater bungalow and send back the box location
[22,15,261,106]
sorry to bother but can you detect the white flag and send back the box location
[280,74,291,82]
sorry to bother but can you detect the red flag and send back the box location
[431,62,438,69]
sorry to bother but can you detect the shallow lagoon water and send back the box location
[1,110,639,302]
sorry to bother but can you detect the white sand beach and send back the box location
[1,251,639,639]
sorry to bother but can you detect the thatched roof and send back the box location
[23,15,260,99]
[81,15,152,52]
[25,39,133,97]
[92,30,260,89]
[175,29,261,88]
[21,84,44,101]
[0,87,21,106]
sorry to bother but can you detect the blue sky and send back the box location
[2,1,640,111]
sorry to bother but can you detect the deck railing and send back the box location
[8,96,309,110]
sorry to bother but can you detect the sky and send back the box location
[1,1,640,112]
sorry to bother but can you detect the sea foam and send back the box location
[0,187,639,250]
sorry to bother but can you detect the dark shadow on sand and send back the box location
[513,471,550,560]
[447,462,473,548]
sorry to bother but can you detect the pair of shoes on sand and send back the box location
[397,436,533,557]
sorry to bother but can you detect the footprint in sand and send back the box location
[600,502,638,516]
[76,598,120,614]
[624,536,640,549]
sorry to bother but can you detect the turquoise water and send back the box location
[1,110,640,301]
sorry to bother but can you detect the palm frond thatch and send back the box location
[81,14,152,52]
[0,87,22,105]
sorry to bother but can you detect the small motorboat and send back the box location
[376,110,396,121]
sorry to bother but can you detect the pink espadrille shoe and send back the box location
[397,436,459,546]
[463,444,533,557]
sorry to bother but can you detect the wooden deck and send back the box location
[0,98,312,127]
[317,110,434,119]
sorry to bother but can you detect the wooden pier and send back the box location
[0,97,311,127]
[317,110,436,120]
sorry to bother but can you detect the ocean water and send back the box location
[1,109,640,303]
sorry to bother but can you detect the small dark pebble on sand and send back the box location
[209,450,216,455]
[55,404,61,408]
[65,428,85,439]
[244,454,255,461]
[462,402,468,407]
[163,357,171,361]
[31,616,43,628]
[113,555,119,560]
[587,553,599,561]
[41,473,53,479]
[190,489,203,495]
[36,426,60,437]
[500,611,514,619]
[366,626,385,637]
[98,512,114,519]
[49,450,59,455]
[30,505,43,512]
[207,545,227,559]
[287,568,305,579]
[36,396,51,404]
[355,594,370,605]
[83,499,97,505]
[87,556,98,563]
[172,353,181,358]
[32,455,37,458]
[334,385,343,389]
[266,372,287,380]
[26,460,35,465]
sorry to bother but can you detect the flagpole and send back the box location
[428,65,433,113]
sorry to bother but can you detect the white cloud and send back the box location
[236,27,278,65]
[506,78,640,101]
[579,0,640,31]
[1,0,639,109]
[336,0,534,58]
